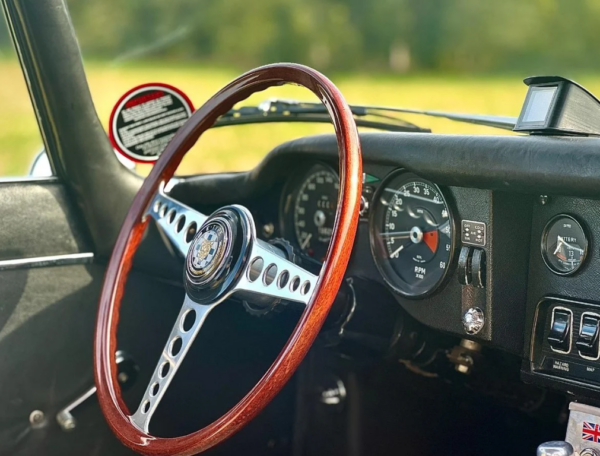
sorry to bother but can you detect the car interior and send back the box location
[3,1,600,456]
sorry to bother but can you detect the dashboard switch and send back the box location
[548,308,572,353]
[457,246,472,285]
[576,313,600,359]
[470,248,486,288]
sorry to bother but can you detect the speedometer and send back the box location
[370,171,455,298]
[293,164,339,260]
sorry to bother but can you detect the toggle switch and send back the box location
[576,313,600,359]
[548,308,572,353]
[471,248,486,288]
[457,246,473,285]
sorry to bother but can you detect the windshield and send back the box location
[64,0,600,175]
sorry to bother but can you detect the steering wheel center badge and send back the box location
[109,83,194,163]
[189,221,230,281]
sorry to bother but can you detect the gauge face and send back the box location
[370,171,454,298]
[293,165,339,260]
[542,214,588,275]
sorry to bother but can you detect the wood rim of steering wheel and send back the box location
[94,63,362,456]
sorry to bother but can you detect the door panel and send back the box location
[0,181,91,260]
[0,181,297,456]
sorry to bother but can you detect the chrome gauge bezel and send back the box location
[369,169,456,299]
[541,213,589,276]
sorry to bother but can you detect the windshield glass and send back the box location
[66,0,600,175]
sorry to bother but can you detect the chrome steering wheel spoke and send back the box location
[131,203,317,433]
[234,239,318,305]
[147,192,208,257]
[130,295,215,433]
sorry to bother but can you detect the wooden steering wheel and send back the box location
[94,63,362,456]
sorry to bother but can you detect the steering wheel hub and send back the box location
[188,220,231,282]
[184,206,253,304]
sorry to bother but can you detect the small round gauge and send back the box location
[292,165,339,260]
[370,171,455,298]
[541,214,588,275]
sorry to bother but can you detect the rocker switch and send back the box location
[548,308,572,353]
[576,314,600,359]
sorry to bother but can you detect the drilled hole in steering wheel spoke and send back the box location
[167,209,177,224]
[290,276,300,292]
[248,258,264,282]
[181,308,197,332]
[169,336,183,357]
[150,382,159,397]
[185,222,197,243]
[278,270,289,288]
[159,203,168,218]
[263,264,277,286]
[300,281,311,295]
[176,215,186,233]
[159,361,170,378]
[141,400,150,414]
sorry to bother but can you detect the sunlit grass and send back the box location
[3,58,599,177]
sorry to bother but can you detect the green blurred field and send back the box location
[2,59,599,177]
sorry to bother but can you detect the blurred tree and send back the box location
[2,0,600,74]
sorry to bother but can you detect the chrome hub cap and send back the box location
[186,217,233,288]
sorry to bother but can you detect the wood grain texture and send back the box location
[94,63,362,456]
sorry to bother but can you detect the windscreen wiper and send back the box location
[214,99,430,133]
[215,98,517,132]
[368,105,517,130]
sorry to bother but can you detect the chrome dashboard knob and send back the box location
[536,441,574,456]
[463,307,485,335]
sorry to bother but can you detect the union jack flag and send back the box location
[582,422,600,443]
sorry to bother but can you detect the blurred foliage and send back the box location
[32,0,600,74]
[2,0,600,72]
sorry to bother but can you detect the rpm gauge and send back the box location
[541,214,588,275]
[370,171,455,298]
[292,165,339,260]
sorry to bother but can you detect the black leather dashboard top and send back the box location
[174,132,600,203]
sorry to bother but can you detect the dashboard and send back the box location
[172,131,600,400]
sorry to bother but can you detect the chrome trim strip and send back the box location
[0,176,59,185]
[0,252,94,271]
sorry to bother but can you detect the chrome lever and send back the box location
[56,351,138,431]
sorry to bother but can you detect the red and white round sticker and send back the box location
[109,83,194,163]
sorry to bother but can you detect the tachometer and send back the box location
[370,171,455,298]
[292,164,339,260]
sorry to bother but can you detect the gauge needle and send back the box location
[553,238,563,256]
[555,235,584,254]
[380,230,411,239]
[389,244,406,258]
[300,233,312,250]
